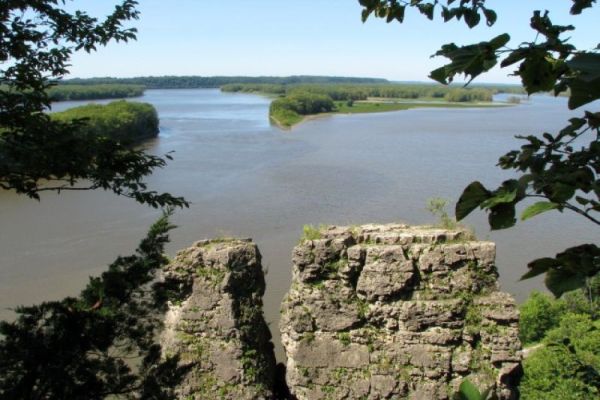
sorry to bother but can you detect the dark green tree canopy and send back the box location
[0,0,187,208]
[0,211,188,399]
[360,0,599,296]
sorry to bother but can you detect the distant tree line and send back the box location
[221,83,287,95]
[51,100,159,143]
[48,84,145,101]
[223,82,513,102]
[61,75,388,89]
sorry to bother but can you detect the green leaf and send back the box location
[455,181,491,221]
[568,77,600,109]
[545,268,587,297]
[417,3,435,20]
[488,203,516,230]
[489,33,510,49]
[463,9,481,28]
[521,201,559,221]
[480,189,517,209]
[547,182,576,203]
[361,9,371,22]
[457,379,483,400]
[482,8,497,26]
[521,257,558,280]
[567,53,600,82]
[519,52,558,94]
[570,0,595,15]
[575,196,590,206]
[429,34,509,84]
[429,66,450,85]
[500,49,528,68]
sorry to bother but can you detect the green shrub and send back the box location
[519,291,566,345]
[521,344,599,399]
[426,197,457,229]
[520,313,600,399]
[301,225,322,242]
[544,314,600,367]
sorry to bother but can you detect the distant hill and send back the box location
[61,75,389,89]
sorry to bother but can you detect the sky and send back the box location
[63,0,599,84]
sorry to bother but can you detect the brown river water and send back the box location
[0,89,596,358]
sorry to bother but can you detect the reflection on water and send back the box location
[1,89,596,359]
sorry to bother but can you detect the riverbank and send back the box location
[270,98,510,129]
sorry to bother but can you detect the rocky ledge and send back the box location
[160,238,276,399]
[280,224,522,399]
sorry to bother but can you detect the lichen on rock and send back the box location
[160,238,277,400]
[280,224,522,400]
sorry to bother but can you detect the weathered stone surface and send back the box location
[356,246,416,301]
[281,224,522,400]
[160,239,276,400]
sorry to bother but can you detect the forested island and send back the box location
[51,100,159,142]
[221,82,520,128]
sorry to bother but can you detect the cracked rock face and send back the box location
[280,224,522,400]
[160,238,276,400]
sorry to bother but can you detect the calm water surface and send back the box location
[0,89,596,358]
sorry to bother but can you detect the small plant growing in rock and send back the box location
[301,224,323,242]
[302,332,315,343]
[427,197,457,229]
[337,332,351,346]
[356,298,369,319]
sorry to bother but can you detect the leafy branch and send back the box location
[359,0,600,295]
[1,1,187,208]
[0,211,189,399]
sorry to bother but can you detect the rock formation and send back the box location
[280,224,522,400]
[160,238,276,399]
[157,225,522,399]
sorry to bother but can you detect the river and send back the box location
[0,89,595,358]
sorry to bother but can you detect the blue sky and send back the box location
[65,0,599,83]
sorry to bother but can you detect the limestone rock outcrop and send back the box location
[280,224,522,400]
[161,238,277,399]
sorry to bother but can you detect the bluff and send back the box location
[160,224,522,399]
[160,238,277,399]
[280,224,522,399]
